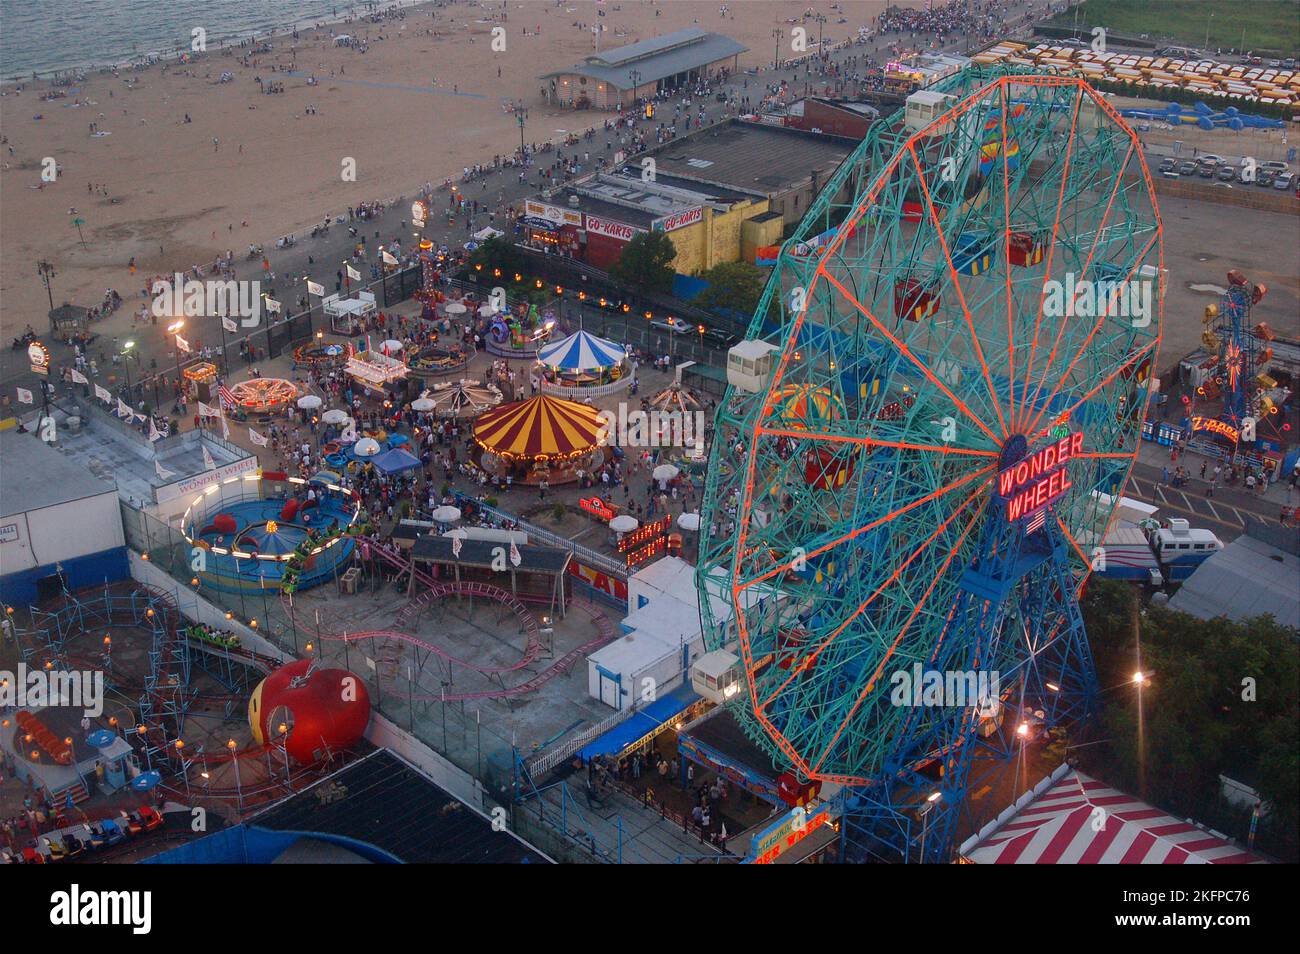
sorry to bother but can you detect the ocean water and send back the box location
[0,0,424,78]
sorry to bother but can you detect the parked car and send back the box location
[1217,165,1237,182]
[1257,169,1277,187]
[1160,167,1180,179]
[1259,160,1289,173]
[1158,157,1176,173]
[1198,163,1217,178]
[699,326,740,349]
[649,315,691,334]
[1199,154,1226,166]
[1273,172,1295,190]
[1177,160,1198,176]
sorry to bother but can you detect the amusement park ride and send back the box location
[697,66,1165,862]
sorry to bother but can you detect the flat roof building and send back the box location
[541,28,747,110]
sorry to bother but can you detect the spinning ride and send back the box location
[228,378,299,413]
[697,69,1163,862]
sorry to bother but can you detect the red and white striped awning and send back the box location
[964,770,1267,864]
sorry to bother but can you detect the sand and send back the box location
[0,0,911,336]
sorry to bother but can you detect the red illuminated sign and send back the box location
[619,515,672,566]
[1190,416,1239,442]
[999,432,1083,522]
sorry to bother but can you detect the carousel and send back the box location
[345,338,408,396]
[293,338,355,369]
[228,377,299,414]
[472,394,608,486]
[536,330,630,399]
[415,379,504,419]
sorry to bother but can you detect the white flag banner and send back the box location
[221,316,239,333]
[451,532,463,558]
[147,417,162,442]
[198,401,219,418]
[117,398,133,419]
[264,297,282,314]
[306,280,325,296]
[175,334,191,353]
[94,383,112,403]
[509,538,522,567]
[154,459,175,481]
[249,427,269,447]
[70,368,88,385]
[381,249,398,266]
[220,413,230,441]
[346,264,361,282]
[16,387,33,405]
[202,445,216,471]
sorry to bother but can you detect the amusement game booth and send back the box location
[536,330,631,400]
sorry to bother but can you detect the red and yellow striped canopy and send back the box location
[472,394,604,460]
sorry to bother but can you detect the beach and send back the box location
[0,0,912,340]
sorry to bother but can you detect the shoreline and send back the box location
[0,0,440,87]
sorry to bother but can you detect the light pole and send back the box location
[37,260,56,333]
[1204,11,1214,53]
[167,319,184,410]
[121,340,136,400]
[918,790,941,862]
[628,68,642,110]
[515,102,528,160]
[772,27,784,70]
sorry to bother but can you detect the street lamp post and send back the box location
[37,260,56,334]
[772,27,784,70]
[121,340,136,399]
[628,69,642,110]
[167,319,185,411]
[516,102,528,161]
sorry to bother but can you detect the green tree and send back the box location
[609,230,676,294]
[469,236,524,277]
[693,260,767,319]
[1080,580,1299,860]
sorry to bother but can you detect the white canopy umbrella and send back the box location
[353,437,381,457]
[677,512,701,532]
[381,339,404,355]
[297,394,323,409]
[609,514,638,533]
[431,505,462,523]
[322,408,349,424]
[445,302,467,316]
[652,463,680,482]
[411,398,436,412]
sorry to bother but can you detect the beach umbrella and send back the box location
[652,463,680,482]
[353,437,381,457]
[463,241,479,252]
[130,771,163,792]
[445,302,467,316]
[322,408,349,424]
[411,398,436,412]
[381,339,404,355]
[609,514,639,533]
[297,394,323,409]
[431,505,462,523]
[677,512,701,532]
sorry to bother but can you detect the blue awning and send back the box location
[577,684,698,762]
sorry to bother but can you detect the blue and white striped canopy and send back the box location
[537,330,626,371]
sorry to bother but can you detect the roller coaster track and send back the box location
[280,537,619,702]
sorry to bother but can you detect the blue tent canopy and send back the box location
[576,684,699,762]
[371,447,422,475]
[538,330,626,371]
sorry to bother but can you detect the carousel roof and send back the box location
[537,330,626,371]
[473,394,605,459]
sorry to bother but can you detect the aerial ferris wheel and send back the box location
[698,69,1163,861]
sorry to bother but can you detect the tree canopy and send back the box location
[609,230,676,295]
[1080,579,1299,861]
[692,260,768,320]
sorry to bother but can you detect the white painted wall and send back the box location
[0,490,124,575]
